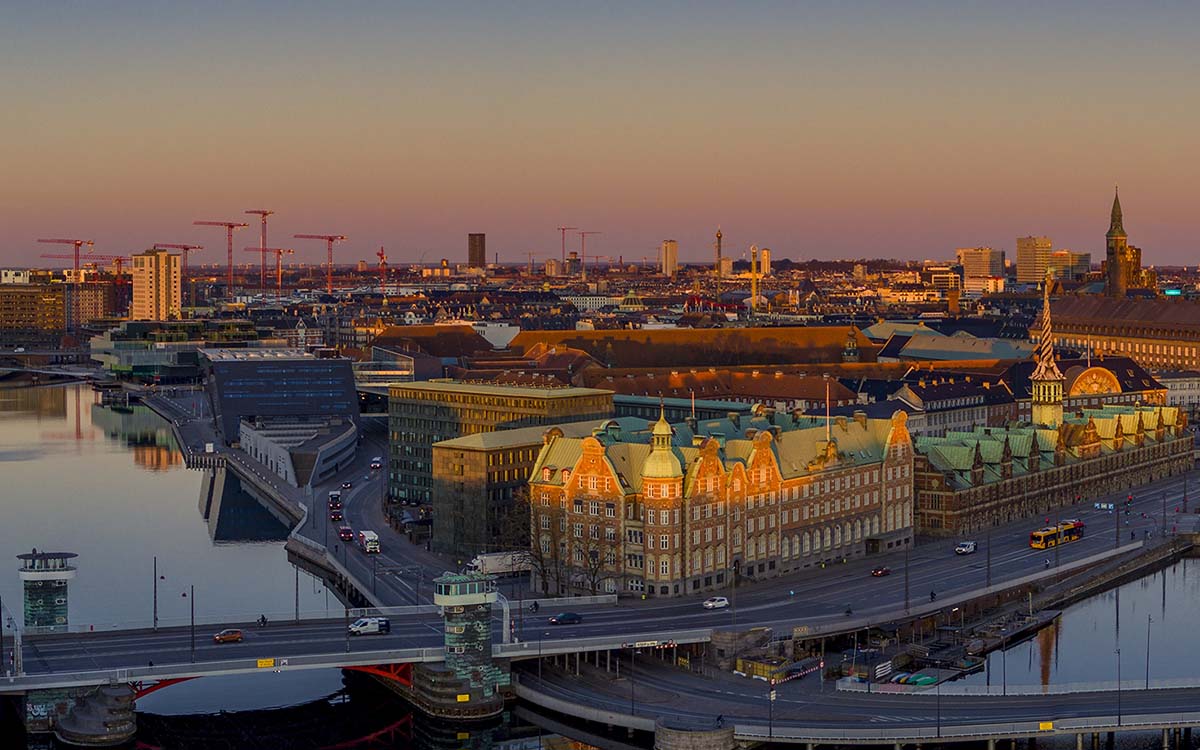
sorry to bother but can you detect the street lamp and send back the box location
[152,556,166,631]
[768,678,776,738]
[181,586,195,663]
[1115,647,1122,727]
[1145,614,1153,689]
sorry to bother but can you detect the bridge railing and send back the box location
[496,628,712,659]
[2,645,446,691]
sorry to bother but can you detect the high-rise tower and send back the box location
[1106,188,1128,298]
[1030,273,1064,428]
[714,227,723,279]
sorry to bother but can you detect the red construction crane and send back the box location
[243,246,293,302]
[376,246,389,300]
[38,238,94,331]
[556,226,577,265]
[577,230,601,280]
[194,220,249,295]
[244,209,274,296]
[293,234,346,295]
[153,244,203,307]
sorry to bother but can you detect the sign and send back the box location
[1039,721,1054,731]
[769,690,777,702]
[456,694,470,703]
[256,658,275,669]
[634,640,659,648]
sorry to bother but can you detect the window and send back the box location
[590,500,600,516]
[660,534,670,549]
[606,527,617,542]
[540,515,550,530]
[573,523,583,538]
[605,502,616,518]
[647,509,658,524]
[590,524,599,539]
[660,559,670,576]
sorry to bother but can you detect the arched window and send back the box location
[802,532,811,555]
[833,525,842,547]
[823,527,832,550]
[854,519,862,541]
[781,536,791,559]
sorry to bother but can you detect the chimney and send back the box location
[853,410,868,428]
[835,415,848,430]
[728,412,740,428]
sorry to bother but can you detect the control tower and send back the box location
[17,550,77,632]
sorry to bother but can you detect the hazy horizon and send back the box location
[4,2,1198,267]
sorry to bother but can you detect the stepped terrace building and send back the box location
[527,406,914,598]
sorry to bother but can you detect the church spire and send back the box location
[1032,271,1063,381]
[1108,186,1125,238]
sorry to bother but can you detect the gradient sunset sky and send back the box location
[4,2,1199,268]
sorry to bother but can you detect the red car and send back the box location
[213,628,244,644]
[871,566,891,577]
[338,526,354,541]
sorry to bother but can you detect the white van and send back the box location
[348,617,390,635]
[358,530,380,553]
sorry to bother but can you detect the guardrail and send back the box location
[497,628,712,659]
[2,646,445,692]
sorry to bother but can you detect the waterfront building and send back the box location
[527,408,914,597]
[0,284,66,344]
[239,416,358,488]
[17,551,77,632]
[203,348,359,441]
[431,418,629,558]
[90,320,269,382]
[913,281,1191,535]
[1016,236,1053,284]
[468,233,486,268]
[131,249,181,321]
[387,381,613,507]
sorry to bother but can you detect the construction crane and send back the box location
[243,246,293,302]
[38,238,95,331]
[577,231,601,281]
[244,209,275,296]
[376,246,389,302]
[153,244,203,307]
[293,234,346,295]
[556,225,577,265]
[194,220,248,295]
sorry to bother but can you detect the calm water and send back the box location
[961,556,1200,689]
[0,383,344,716]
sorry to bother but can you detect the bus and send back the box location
[1030,519,1085,549]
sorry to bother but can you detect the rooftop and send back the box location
[434,418,627,450]
[201,348,314,362]
[388,379,612,399]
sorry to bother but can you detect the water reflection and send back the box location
[965,557,1200,688]
[90,402,182,472]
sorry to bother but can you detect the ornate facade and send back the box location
[527,407,914,597]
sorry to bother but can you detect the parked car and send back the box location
[549,612,582,625]
[955,541,978,555]
[338,526,354,541]
[871,566,891,577]
[702,596,730,610]
[348,617,390,636]
[213,628,244,644]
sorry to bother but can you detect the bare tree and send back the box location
[525,500,568,596]
[572,532,620,596]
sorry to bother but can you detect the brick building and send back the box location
[527,408,914,597]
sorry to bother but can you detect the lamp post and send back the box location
[152,556,159,631]
[1145,614,1153,689]
[630,647,637,716]
[1115,647,1123,727]
[768,678,776,738]
[181,586,195,663]
[903,544,910,614]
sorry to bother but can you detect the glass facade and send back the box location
[206,354,359,439]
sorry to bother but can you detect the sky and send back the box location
[3,2,1200,268]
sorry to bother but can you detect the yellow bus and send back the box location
[1029,519,1085,549]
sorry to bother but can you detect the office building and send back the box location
[202,348,359,441]
[1,270,31,284]
[131,249,181,321]
[759,247,772,276]
[955,247,1004,278]
[1016,236,1053,284]
[0,284,66,344]
[1047,250,1091,281]
[660,239,679,277]
[527,409,914,597]
[468,233,486,268]
[1043,296,1200,371]
[387,381,613,508]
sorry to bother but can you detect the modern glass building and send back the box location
[203,348,359,441]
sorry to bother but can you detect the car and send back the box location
[955,541,978,555]
[213,628,244,644]
[871,566,891,577]
[548,612,582,625]
[341,481,352,490]
[329,509,344,522]
[327,497,343,510]
[348,617,391,635]
[338,526,354,541]
[369,457,382,470]
[702,596,730,610]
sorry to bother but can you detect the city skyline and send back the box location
[4,2,1200,266]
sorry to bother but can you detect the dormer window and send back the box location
[542,467,552,481]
